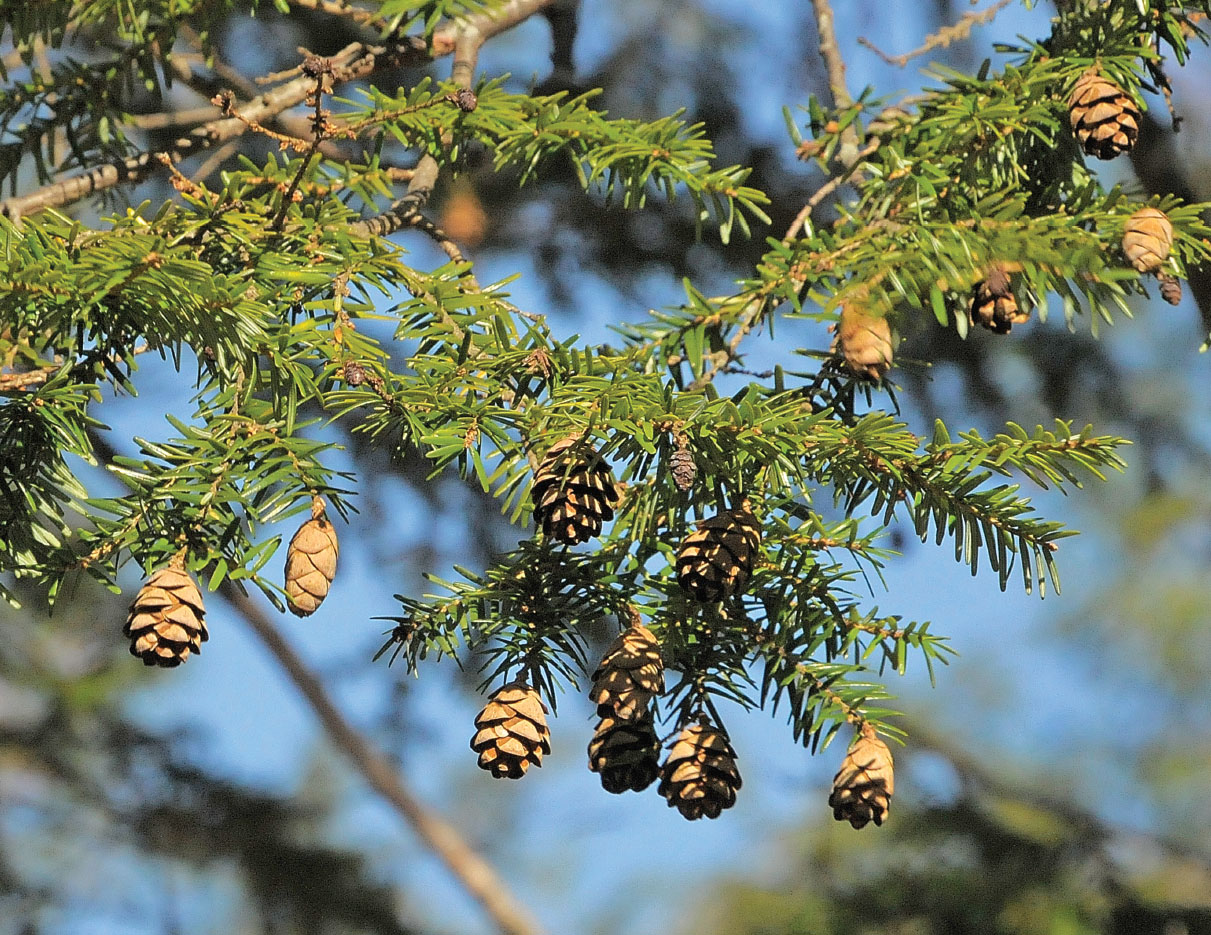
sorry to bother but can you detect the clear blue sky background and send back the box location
[57,3,1211,934]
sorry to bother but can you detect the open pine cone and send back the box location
[589,622,664,720]
[829,723,895,829]
[588,715,662,794]
[470,682,551,779]
[675,503,762,602]
[530,436,619,545]
[123,564,209,667]
[1068,69,1140,160]
[658,720,742,820]
[969,267,1030,334]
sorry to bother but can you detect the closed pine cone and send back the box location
[833,305,893,381]
[969,267,1030,334]
[658,721,742,820]
[284,499,339,617]
[470,682,551,779]
[1068,69,1140,160]
[829,722,895,829]
[1159,273,1183,306]
[531,435,619,545]
[675,503,761,602]
[669,446,697,492]
[589,623,664,720]
[1122,207,1173,274]
[588,714,662,794]
[123,565,208,667]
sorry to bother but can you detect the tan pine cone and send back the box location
[675,502,761,602]
[284,498,339,617]
[531,435,619,545]
[589,622,664,720]
[1159,272,1183,306]
[588,714,662,794]
[123,563,208,667]
[1068,69,1140,160]
[832,304,893,381]
[669,446,696,492]
[829,722,895,829]
[470,681,551,779]
[969,267,1030,334]
[1122,207,1174,274]
[658,720,742,820]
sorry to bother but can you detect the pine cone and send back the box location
[669,446,697,492]
[1068,69,1140,160]
[123,564,208,667]
[470,682,551,779]
[829,723,895,829]
[588,714,662,794]
[284,499,339,617]
[1123,207,1173,274]
[832,305,893,381]
[969,267,1030,334]
[658,721,742,820]
[1159,272,1183,306]
[531,435,619,545]
[589,622,664,720]
[675,503,761,602]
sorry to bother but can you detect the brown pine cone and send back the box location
[1159,272,1183,306]
[123,564,209,667]
[1122,207,1174,274]
[470,682,551,779]
[669,446,697,492]
[658,720,742,820]
[675,503,761,602]
[1068,69,1140,160]
[589,622,664,720]
[969,267,1030,334]
[284,498,339,617]
[832,305,893,381]
[588,714,662,794]
[531,435,619,545]
[829,722,895,829]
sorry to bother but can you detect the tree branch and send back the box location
[857,0,1014,68]
[219,583,545,935]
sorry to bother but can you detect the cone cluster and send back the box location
[969,268,1029,334]
[669,445,696,492]
[829,723,895,829]
[284,499,339,617]
[833,305,894,381]
[1068,69,1140,160]
[676,504,761,602]
[470,682,551,779]
[658,720,742,820]
[531,436,619,545]
[123,564,208,668]
[1122,207,1173,274]
[588,715,662,794]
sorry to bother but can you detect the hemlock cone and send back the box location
[588,715,662,794]
[589,623,665,720]
[658,721,742,820]
[1068,69,1140,159]
[829,723,895,829]
[1123,207,1174,274]
[833,305,894,381]
[530,436,619,545]
[470,682,551,779]
[676,504,762,602]
[969,268,1029,334]
[284,500,339,617]
[123,565,209,668]
[669,446,697,492]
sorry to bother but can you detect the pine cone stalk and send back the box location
[470,682,551,779]
[284,496,339,617]
[658,720,742,820]
[123,557,209,667]
[829,722,895,829]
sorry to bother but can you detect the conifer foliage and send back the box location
[3,0,1210,822]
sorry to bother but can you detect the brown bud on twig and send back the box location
[452,88,478,113]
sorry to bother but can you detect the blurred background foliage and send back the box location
[5,1,1211,933]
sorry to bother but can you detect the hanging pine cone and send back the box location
[1159,272,1183,306]
[588,714,662,794]
[669,445,697,492]
[123,563,209,667]
[1068,69,1140,160]
[1122,207,1174,274]
[829,722,895,829]
[658,720,742,820]
[969,267,1030,334]
[469,681,551,779]
[832,304,893,381]
[284,498,339,617]
[675,502,761,602]
[589,622,664,720]
[530,435,619,545]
